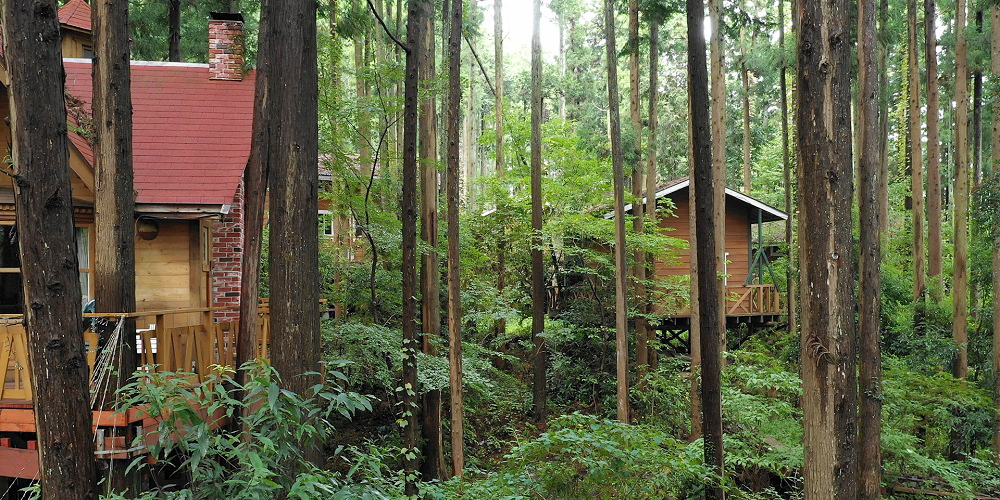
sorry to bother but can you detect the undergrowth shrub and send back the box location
[104,361,373,499]
[428,413,711,499]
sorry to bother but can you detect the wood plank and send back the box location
[0,447,39,479]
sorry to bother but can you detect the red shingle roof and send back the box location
[58,0,92,33]
[63,61,256,206]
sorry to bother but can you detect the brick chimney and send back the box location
[208,13,244,81]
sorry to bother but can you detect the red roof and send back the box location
[58,0,92,33]
[63,61,256,206]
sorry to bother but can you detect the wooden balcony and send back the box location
[725,284,783,317]
[1,307,271,404]
[659,283,785,319]
[0,307,272,479]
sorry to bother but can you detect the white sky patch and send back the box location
[479,0,561,63]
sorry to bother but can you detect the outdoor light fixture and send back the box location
[136,217,160,241]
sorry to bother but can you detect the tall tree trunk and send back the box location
[971,10,983,189]
[908,0,925,304]
[357,37,372,180]
[628,0,647,377]
[92,0,139,491]
[418,0,445,479]
[494,0,506,340]
[991,2,1000,459]
[953,0,969,380]
[858,0,883,495]
[926,0,942,290]
[236,0,271,425]
[168,0,181,61]
[687,100,702,440]
[559,18,567,122]
[878,0,890,235]
[796,0,859,496]
[708,0,726,356]
[605,0,630,425]
[446,0,464,476]
[779,0,796,350]
[530,0,547,422]
[740,2,751,194]
[3,1,99,496]
[402,0,424,493]
[688,0,723,494]
[645,16,660,373]
[266,0,321,468]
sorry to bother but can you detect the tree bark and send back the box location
[168,0,181,61]
[494,0,506,341]
[236,0,271,410]
[605,0,630,425]
[416,0,445,479]
[645,16,659,373]
[3,1,99,496]
[530,0,547,423]
[402,0,424,493]
[92,0,139,491]
[687,100,702,440]
[971,10,983,189]
[878,0,890,235]
[779,0,796,352]
[926,0,942,289]
[357,36,372,182]
[992,2,1000,459]
[446,0,464,476]
[796,0,859,496]
[858,0,883,495]
[266,0,321,468]
[708,0,726,355]
[908,0,925,304]
[628,0,647,377]
[688,0,723,494]
[740,2,751,194]
[953,0,969,380]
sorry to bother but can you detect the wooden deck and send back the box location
[0,307,271,479]
[660,284,785,319]
[656,284,785,355]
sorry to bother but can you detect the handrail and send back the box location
[3,306,272,403]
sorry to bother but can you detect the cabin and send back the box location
[0,4,263,481]
[628,178,788,350]
[0,3,253,327]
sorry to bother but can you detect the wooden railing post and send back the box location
[155,314,168,373]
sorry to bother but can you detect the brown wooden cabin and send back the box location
[0,6,264,481]
[626,178,788,352]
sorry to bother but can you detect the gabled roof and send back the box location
[63,59,256,207]
[58,0,92,33]
[612,177,788,223]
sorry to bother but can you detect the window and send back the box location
[319,210,334,238]
[76,227,90,307]
[0,225,21,314]
[82,45,93,59]
[0,225,92,314]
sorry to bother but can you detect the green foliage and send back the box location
[105,361,372,499]
[428,413,711,499]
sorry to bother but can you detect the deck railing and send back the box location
[1,307,270,403]
[653,283,785,318]
[726,284,783,316]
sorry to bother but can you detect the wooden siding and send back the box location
[135,221,210,328]
[60,30,92,59]
[654,188,753,285]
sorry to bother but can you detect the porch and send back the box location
[656,283,785,356]
[0,307,271,479]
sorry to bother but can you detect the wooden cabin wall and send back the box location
[60,30,92,59]
[135,220,209,328]
[653,192,752,285]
